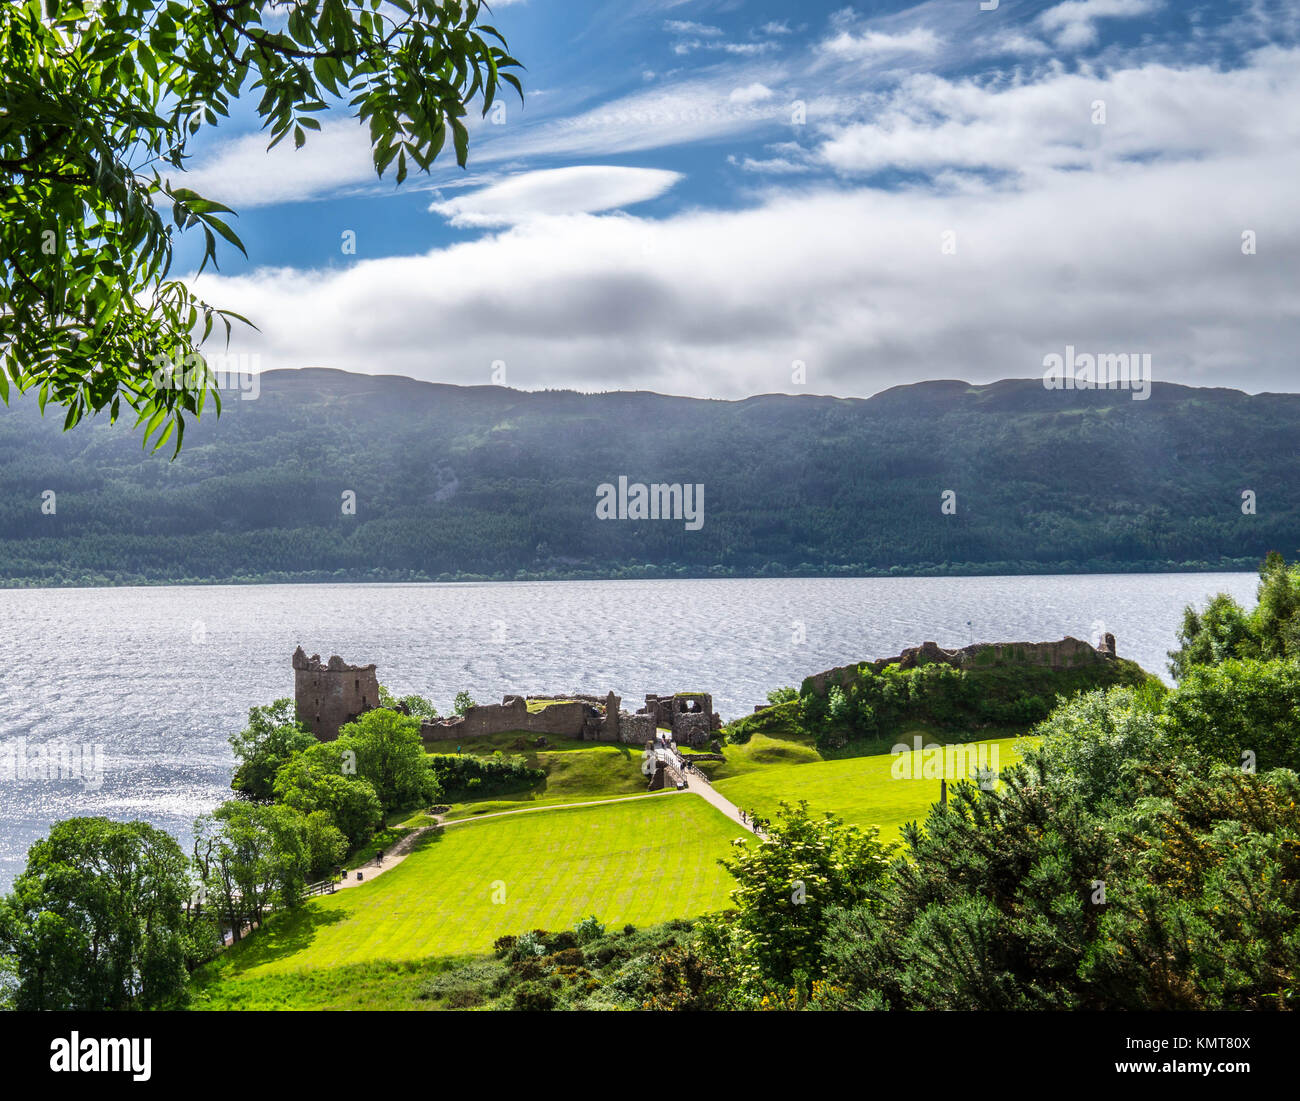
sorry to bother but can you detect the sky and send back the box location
[177,0,1300,399]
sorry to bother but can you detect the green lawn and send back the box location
[714,735,1033,844]
[194,794,743,997]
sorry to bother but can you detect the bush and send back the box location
[428,753,545,801]
[573,915,606,944]
[446,988,485,1008]
[416,959,505,1003]
[511,931,547,961]
[512,980,557,1011]
[547,947,586,968]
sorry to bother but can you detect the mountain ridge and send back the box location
[0,369,1294,586]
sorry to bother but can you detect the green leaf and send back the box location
[203,215,248,259]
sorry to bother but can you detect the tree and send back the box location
[1029,686,1165,814]
[301,810,348,880]
[822,761,1115,1011]
[0,0,521,452]
[192,800,314,941]
[701,801,891,1003]
[1252,550,1300,658]
[335,707,438,816]
[0,818,193,1009]
[1081,763,1300,1010]
[1161,658,1300,774]
[453,690,477,715]
[229,698,316,802]
[1167,553,1300,678]
[273,752,383,846]
[1168,592,1257,680]
[378,684,441,720]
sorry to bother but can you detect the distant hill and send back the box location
[0,369,1295,585]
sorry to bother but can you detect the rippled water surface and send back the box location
[0,573,1258,889]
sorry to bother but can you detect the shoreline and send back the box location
[0,562,1262,592]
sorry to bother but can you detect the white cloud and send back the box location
[817,50,1300,180]
[727,153,812,174]
[673,38,779,57]
[181,117,376,207]
[188,49,1300,400]
[471,77,790,162]
[181,73,787,208]
[427,166,682,226]
[820,27,943,60]
[729,82,775,105]
[1040,0,1163,51]
[664,19,723,36]
[974,30,1053,58]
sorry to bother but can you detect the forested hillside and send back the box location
[0,370,1293,585]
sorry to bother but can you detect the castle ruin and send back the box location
[291,649,720,749]
[292,646,379,741]
[418,689,719,748]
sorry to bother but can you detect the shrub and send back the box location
[512,980,557,1011]
[511,931,547,961]
[446,988,485,1008]
[416,959,505,1002]
[428,753,545,801]
[548,930,578,952]
[547,947,586,968]
[573,915,606,944]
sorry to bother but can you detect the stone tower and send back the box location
[292,647,379,741]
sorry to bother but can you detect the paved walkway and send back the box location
[682,769,764,837]
[337,823,437,890]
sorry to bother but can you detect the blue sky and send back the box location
[178,1,1300,398]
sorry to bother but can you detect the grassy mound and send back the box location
[714,735,1032,843]
[727,654,1153,751]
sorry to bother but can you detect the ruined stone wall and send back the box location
[642,695,673,728]
[672,713,713,747]
[802,636,1115,697]
[594,692,621,741]
[618,712,656,746]
[420,696,598,744]
[293,647,379,741]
